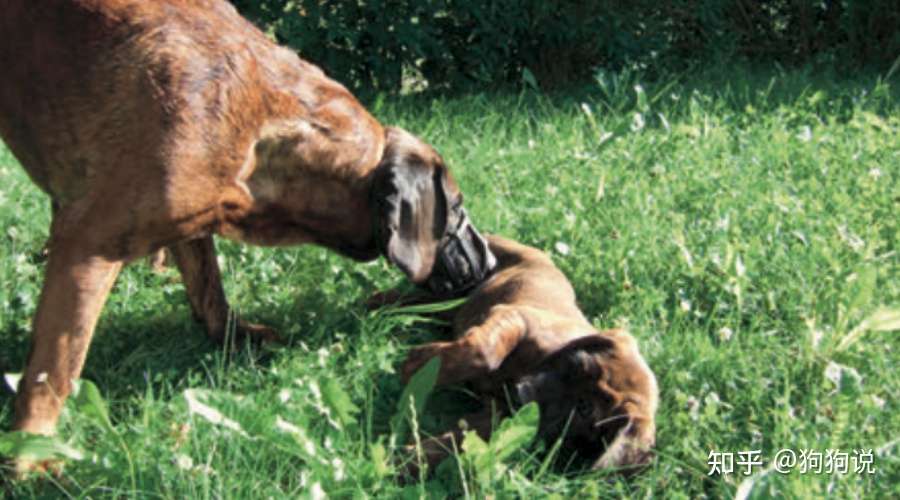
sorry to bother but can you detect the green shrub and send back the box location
[230,1,900,92]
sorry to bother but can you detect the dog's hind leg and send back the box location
[401,305,527,385]
[168,236,281,344]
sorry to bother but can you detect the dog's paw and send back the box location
[234,321,284,345]
[8,457,64,481]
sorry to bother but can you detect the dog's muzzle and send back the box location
[423,205,497,297]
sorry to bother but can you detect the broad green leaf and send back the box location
[71,379,113,432]
[489,402,539,462]
[369,442,391,478]
[461,429,489,457]
[321,378,359,428]
[865,308,900,331]
[837,307,900,351]
[0,431,84,461]
[391,356,440,442]
[386,298,466,315]
[461,429,493,481]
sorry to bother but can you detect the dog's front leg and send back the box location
[13,242,122,444]
[402,306,527,385]
[168,236,281,344]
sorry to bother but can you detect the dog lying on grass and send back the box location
[372,235,659,475]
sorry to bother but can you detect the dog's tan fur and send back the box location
[377,235,658,475]
[0,0,460,447]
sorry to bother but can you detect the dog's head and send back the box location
[371,127,495,293]
[513,330,658,473]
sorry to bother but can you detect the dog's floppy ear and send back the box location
[537,334,615,378]
[372,127,452,283]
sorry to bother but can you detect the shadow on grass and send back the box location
[0,285,378,428]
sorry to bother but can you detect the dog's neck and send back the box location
[208,45,388,257]
[214,117,386,259]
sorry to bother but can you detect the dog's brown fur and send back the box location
[376,235,658,475]
[0,0,462,448]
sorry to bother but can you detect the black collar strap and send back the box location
[369,171,497,298]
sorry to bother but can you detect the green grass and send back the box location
[1,65,898,498]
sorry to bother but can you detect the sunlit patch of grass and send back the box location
[1,65,898,497]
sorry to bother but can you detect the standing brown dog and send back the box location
[374,235,658,475]
[0,0,494,450]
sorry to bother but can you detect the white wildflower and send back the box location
[332,457,345,481]
[718,327,734,342]
[837,225,865,252]
[809,328,824,350]
[631,112,645,132]
[175,454,194,471]
[716,216,730,231]
[686,396,700,421]
[554,242,570,256]
[311,482,326,500]
[824,362,842,387]
[194,464,214,475]
[735,254,746,277]
[580,102,593,118]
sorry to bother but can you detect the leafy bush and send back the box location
[230,1,900,91]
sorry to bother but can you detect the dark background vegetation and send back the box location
[229,0,900,92]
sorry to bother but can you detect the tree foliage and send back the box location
[230,1,900,91]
